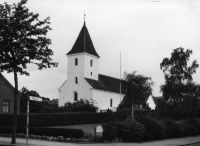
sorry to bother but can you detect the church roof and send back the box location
[85,74,126,94]
[67,22,100,58]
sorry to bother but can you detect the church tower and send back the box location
[66,21,100,81]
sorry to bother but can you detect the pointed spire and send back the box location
[66,16,100,58]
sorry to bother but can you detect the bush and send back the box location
[0,127,83,138]
[138,116,166,140]
[121,119,145,142]
[102,122,121,141]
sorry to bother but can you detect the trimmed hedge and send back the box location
[0,127,83,138]
[0,112,107,127]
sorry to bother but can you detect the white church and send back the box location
[58,21,126,111]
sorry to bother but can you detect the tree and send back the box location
[0,0,57,144]
[20,87,59,113]
[118,72,153,118]
[159,47,200,119]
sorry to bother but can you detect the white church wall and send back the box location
[58,77,92,106]
[67,53,85,79]
[84,53,99,80]
[92,89,125,111]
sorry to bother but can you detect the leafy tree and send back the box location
[160,47,199,103]
[118,72,153,118]
[59,99,98,112]
[0,0,57,143]
[158,47,200,119]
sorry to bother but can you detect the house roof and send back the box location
[85,74,126,94]
[0,73,15,91]
[67,22,100,58]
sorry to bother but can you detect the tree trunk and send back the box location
[12,69,18,144]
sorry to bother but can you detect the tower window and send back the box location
[110,98,113,107]
[91,72,92,76]
[74,91,78,101]
[2,99,10,113]
[75,77,78,84]
[75,58,78,66]
[90,59,93,67]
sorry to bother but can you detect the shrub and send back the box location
[121,119,145,142]
[138,116,166,140]
[102,122,121,141]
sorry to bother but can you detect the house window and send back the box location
[75,77,78,84]
[110,98,113,107]
[90,59,93,67]
[74,91,78,101]
[2,100,10,113]
[75,58,78,66]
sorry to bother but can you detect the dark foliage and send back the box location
[164,119,183,138]
[121,119,145,142]
[119,72,153,109]
[137,116,166,140]
[0,127,83,138]
[0,112,107,127]
[20,87,58,113]
[102,122,121,141]
[59,99,98,112]
[158,48,200,119]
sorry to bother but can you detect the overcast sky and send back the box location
[2,0,200,99]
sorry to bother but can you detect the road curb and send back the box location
[178,142,200,146]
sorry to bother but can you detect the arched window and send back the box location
[74,91,78,101]
[90,59,93,67]
[75,58,78,66]
[75,77,78,84]
[91,72,92,76]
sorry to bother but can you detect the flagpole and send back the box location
[120,51,122,102]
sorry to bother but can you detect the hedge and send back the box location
[0,112,107,127]
[0,127,83,138]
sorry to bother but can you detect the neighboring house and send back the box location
[146,96,156,110]
[0,73,20,114]
[58,21,126,111]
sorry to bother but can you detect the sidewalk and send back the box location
[0,135,200,146]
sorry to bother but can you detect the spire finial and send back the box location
[84,10,86,25]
